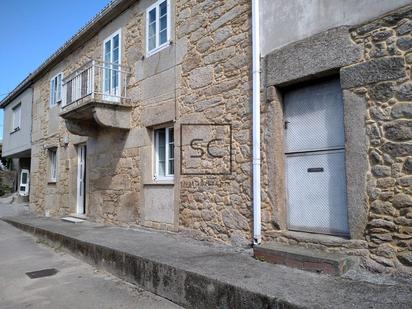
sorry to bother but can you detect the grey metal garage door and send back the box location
[284,78,349,236]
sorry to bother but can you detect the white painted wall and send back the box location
[261,0,412,55]
[2,88,32,158]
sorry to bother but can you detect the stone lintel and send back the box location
[265,26,363,87]
[141,100,176,127]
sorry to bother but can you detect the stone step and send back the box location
[61,217,85,224]
[254,242,354,275]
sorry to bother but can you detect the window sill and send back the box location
[144,180,174,186]
[48,180,57,184]
[146,41,172,58]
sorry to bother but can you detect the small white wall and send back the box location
[2,88,32,158]
[260,0,412,56]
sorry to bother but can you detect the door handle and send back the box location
[308,167,324,173]
[284,121,290,129]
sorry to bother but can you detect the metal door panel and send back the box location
[284,79,345,153]
[286,150,349,235]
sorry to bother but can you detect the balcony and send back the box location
[60,60,132,136]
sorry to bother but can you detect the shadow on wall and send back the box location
[86,128,139,223]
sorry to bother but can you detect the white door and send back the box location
[77,145,87,215]
[284,78,349,236]
[103,30,121,102]
[19,169,30,196]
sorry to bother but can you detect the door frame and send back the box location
[19,169,30,196]
[76,144,87,215]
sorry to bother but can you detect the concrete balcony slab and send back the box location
[60,98,132,136]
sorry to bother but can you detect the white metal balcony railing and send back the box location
[62,60,131,108]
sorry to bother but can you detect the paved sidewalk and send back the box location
[2,214,412,309]
[0,218,182,309]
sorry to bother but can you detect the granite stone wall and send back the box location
[349,7,412,273]
[262,5,412,275]
[176,0,253,246]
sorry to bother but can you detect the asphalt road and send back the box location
[0,201,183,309]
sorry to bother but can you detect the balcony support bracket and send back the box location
[93,104,131,130]
[65,119,99,137]
[60,100,131,137]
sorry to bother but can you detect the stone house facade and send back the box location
[2,0,412,276]
[28,0,252,240]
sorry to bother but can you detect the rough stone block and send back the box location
[204,47,236,65]
[368,219,396,231]
[381,141,412,157]
[189,66,213,89]
[265,26,363,86]
[397,21,412,36]
[403,157,412,173]
[341,57,406,89]
[396,82,412,101]
[397,251,412,266]
[369,82,396,102]
[397,36,412,51]
[371,200,396,216]
[384,120,412,141]
[211,6,245,31]
[397,175,412,186]
[392,103,412,118]
[371,165,391,177]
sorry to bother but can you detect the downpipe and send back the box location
[252,0,261,245]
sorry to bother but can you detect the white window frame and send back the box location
[146,0,171,56]
[154,126,174,181]
[49,149,58,182]
[50,72,63,107]
[102,29,122,102]
[11,103,21,133]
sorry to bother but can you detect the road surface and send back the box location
[0,201,183,309]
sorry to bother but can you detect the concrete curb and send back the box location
[3,218,298,309]
[4,216,412,309]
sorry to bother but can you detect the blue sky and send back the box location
[0,0,111,140]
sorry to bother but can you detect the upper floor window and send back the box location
[154,126,174,181]
[50,73,63,107]
[11,103,21,132]
[146,0,170,56]
[103,30,121,101]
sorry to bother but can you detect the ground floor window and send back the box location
[154,127,174,181]
[49,149,58,182]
